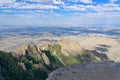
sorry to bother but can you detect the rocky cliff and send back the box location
[47,61,120,80]
[0,39,110,80]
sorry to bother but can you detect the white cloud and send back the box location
[24,0,46,2]
[0,0,15,4]
[54,13,63,16]
[0,0,120,19]
[0,0,62,10]
[67,0,93,4]
[67,0,79,3]
[27,0,43,2]
[62,3,120,12]
[24,0,53,4]
[0,0,15,7]
[0,1,59,10]
[80,12,120,18]
[23,0,64,5]
[109,0,117,3]
[0,0,119,12]
[1,10,12,12]
[64,5,87,11]
[85,3,120,12]
[18,4,59,9]
[79,0,93,4]
[53,0,64,5]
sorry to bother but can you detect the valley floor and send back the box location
[0,34,120,62]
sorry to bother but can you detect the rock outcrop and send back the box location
[0,39,110,80]
[47,61,120,80]
[18,39,109,70]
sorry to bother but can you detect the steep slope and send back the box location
[0,39,109,80]
[57,39,85,56]
[39,39,108,66]
[17,39,109,69]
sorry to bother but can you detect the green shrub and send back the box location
[0,51,26,80]
[0,51,48,80]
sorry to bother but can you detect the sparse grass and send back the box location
[47,44,83,66]
[60,54,83,65]
[47,44,65,66]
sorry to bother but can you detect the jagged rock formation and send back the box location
[0,39,110,80]
[16,39,109,71]
[47,62,120,80]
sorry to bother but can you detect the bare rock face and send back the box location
[47,62,120,80]
[25,45,51,66]
[14,45,27,55]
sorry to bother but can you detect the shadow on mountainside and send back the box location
[0,42,111,80]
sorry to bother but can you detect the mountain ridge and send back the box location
[0,39,110,80]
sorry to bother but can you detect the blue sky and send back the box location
[0,0,120,27]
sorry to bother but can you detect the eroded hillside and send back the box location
[0,39,110,80]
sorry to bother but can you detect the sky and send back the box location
[0,0,120,27]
